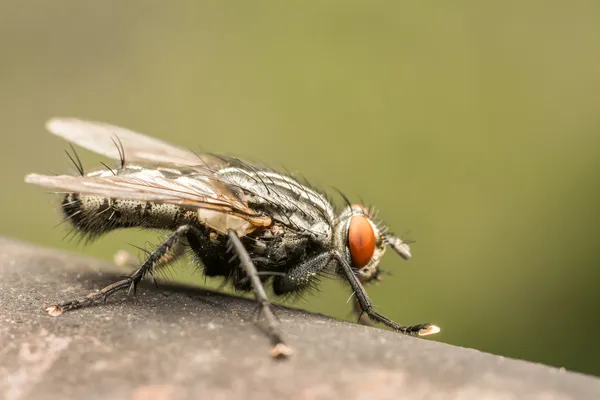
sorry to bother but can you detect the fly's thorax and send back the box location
[333,204,387,282]
[216,166,336,235]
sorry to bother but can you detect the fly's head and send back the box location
[334,204,411,283]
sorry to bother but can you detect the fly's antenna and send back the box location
[383,234,412,260]
[64,144,84,176]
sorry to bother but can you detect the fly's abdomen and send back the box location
[62,193,195,237]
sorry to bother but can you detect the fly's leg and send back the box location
[45,225,192,316]
[353,297,375,327]
[333,251,440,337]
[113,240,187,288]
[271,252,334,296]
[352,267,384,326]
[226,230,292,358]
[270,253,376,327]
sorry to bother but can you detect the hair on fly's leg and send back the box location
[113,237,189,291]
[352,296,376,327]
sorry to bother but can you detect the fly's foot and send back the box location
[45,304,65,316]
[397,323,441,336]
[44,293,99,316]
[413,324,441,336]
[44,275,140,317]
[365,309,441,337]
[271,343,293,358]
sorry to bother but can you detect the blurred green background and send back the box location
[2,1,600,375]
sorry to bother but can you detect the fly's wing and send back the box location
[25,172,272,235]
[33,117,271,235]
[46,117,223,168]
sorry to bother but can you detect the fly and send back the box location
[25,117,440,357]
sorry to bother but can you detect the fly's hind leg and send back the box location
[113,239,187,288]
[45,225,193,316]
[226,229,292,358]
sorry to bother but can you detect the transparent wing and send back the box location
[25,172,272,233]
[46,117,223,167]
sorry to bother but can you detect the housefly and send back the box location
[25,118,440,357]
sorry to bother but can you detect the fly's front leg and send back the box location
[352,267,383,327]
[227,230,292,358]
[353,297,375,327]
[334,251,440,337]
[45,225,193,316]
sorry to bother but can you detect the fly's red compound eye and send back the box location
[348,215,376,268]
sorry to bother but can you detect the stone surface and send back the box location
[1,237,599,400]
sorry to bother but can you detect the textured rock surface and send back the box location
[1,237,599,400]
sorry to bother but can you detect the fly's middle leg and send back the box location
[226,229,293,358]
[45,225,192,316]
